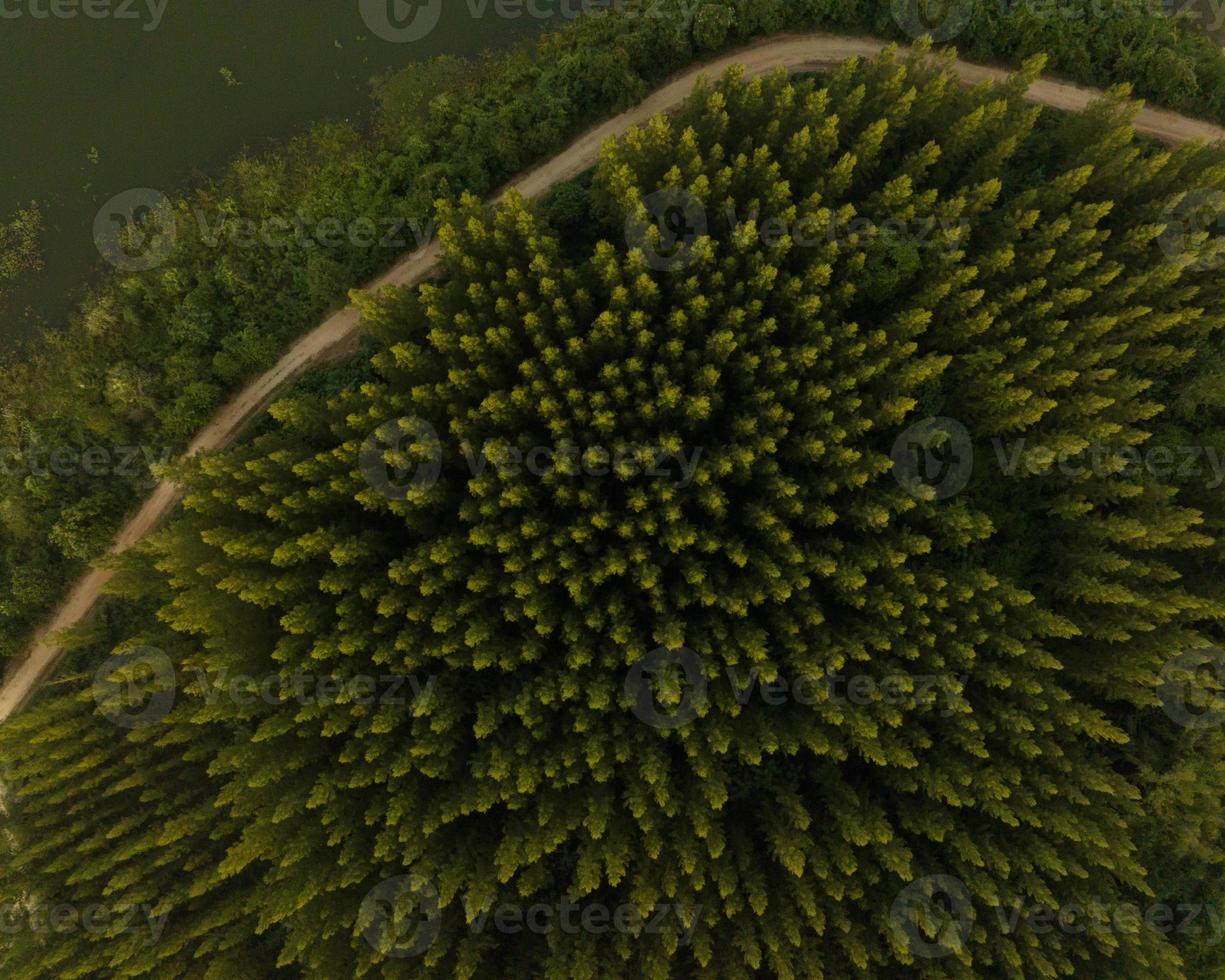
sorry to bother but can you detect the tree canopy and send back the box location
[5,45,1225,979]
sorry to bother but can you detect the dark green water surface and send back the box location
[0,1,541,346]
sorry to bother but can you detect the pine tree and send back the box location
[6,45,1225,978]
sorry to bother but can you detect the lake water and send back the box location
[0,1,541,348]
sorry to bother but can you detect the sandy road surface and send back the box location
[2,33,1222,722]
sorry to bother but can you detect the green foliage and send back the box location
[1,0,1223,683]
[7,49,1225,977]
[693,2,738,50]
[0,203,42,293]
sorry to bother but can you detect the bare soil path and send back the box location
[2,32,1221,721]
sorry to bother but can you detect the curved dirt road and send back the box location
[2,33,1223,722]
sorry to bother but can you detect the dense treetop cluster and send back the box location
[4,46,1225,977]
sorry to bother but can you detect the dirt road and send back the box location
[2,33,1222,722]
